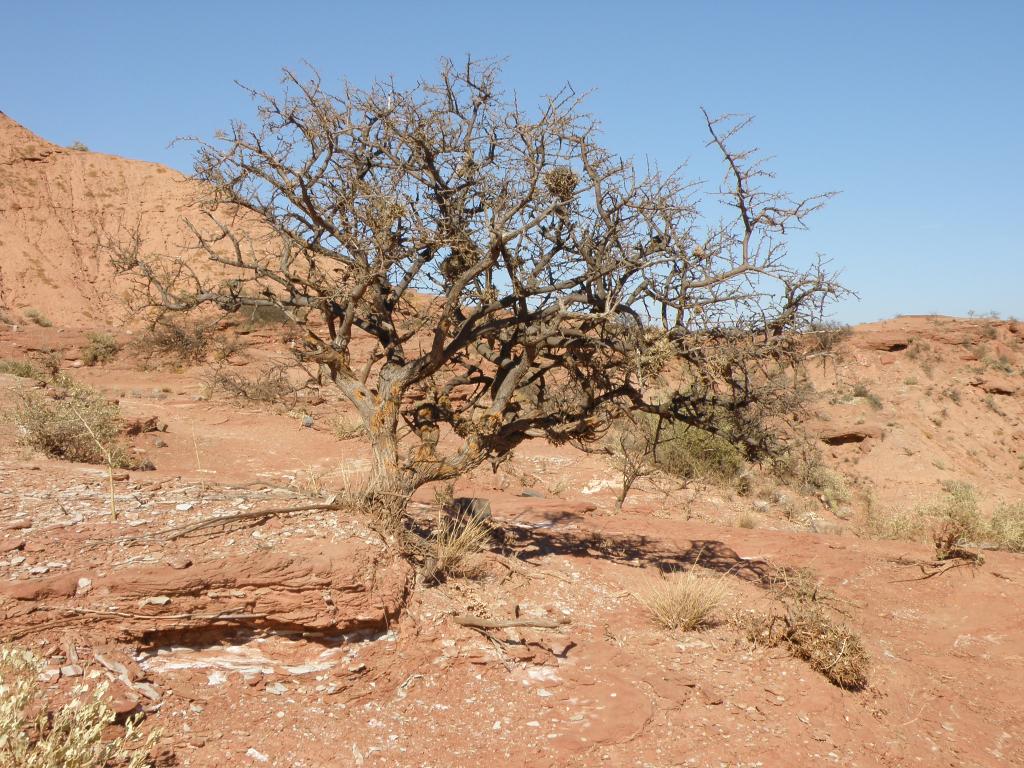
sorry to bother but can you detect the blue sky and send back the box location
[2,1,1021,323]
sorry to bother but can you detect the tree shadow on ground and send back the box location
[499,522,771,585]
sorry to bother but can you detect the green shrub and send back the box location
[852,382,882,410]
[0,359,41,379]
[81,333,119,366]
[0,645,154,767]
[24,308,52,327]
[10,380,132,467]
[651,420,746,483]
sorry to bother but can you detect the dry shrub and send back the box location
[10,380,132,468]
[0,645,155,767]
[736,510,758,529]
[429,511,492,580]
[858,504,929,542]
[765,565,826,604]
[928,481,984,559]
[332,416,367,441]
[133,319,210,366]
[637,567,729,632]
[206,365,300,407]
[806,321,852,355]
[988,501,1024,553]
[782,603,870,690]
[81,333,119,366]
[747,564,868,689]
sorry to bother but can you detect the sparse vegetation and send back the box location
[428,511,492,581]
[779,603,870,689]
[852,382,883,410]
[0,359,41,379]
[989,502,1024,552]
[651,420,747,485]
[10,377,132,468]
[928,481,984,559]
[24,308,52,327]
[205,364,301,407]
[638,567,728,632]
[81,332,119,366]
[132,318,210,366]
[0,645,154,767]
[745,565,869,689]
[67,140,90,151]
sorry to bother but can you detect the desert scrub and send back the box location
[651,420,746,484]
[205,364,300,407]
[10,380,132,467]
[851,382,882,410]
[927,481,984,559]
[81,332,119,366]
[637,567,729,632]
[744,566,869,690]
[23,308,52,327]
[132,318,210,366]
[780,603,869,689]
[0,359,41,379]
[0,645,155,767]
[989,502,1024,553]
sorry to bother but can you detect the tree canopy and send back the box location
[116,58,843,511]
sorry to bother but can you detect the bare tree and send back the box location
[114,58,843,525]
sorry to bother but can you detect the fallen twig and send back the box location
[452,614,569,630]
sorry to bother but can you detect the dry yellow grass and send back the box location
[430,511,493,580]
[637,567,729,632]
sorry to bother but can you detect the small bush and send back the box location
[0,359,41,379]
[989,502,1024,553]
[637,567,728,632]
[928,481,984,559]
[807,465,850,510]
[858,505,928,542]
[806,322,852,355]
[133,319,210,366]
[68,140,90,152]
[652,421,746,484]
[852,382,882,410]
[0,645,154,767]
[10,380,132,467]
[24,309,52,328]
[81,333,119,366]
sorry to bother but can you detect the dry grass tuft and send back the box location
[0,645,155,767]
[928,481,984,559]
[429,511,492,580]
[638,567,729,632]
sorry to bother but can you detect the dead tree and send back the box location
[114,58,843,523]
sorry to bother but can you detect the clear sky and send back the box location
[2,1,1021,323]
